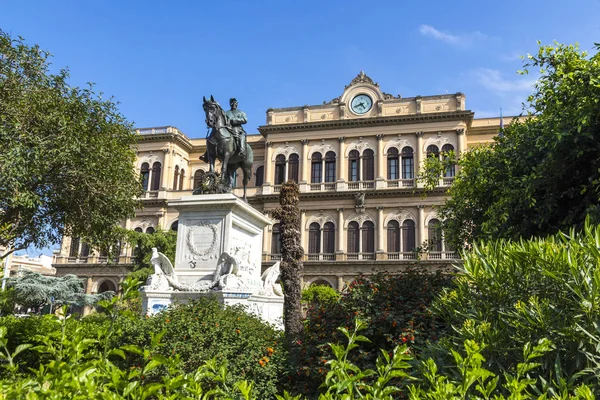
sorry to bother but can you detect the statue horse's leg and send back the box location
[241,161,252,202]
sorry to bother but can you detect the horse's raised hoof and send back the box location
[199,153,209,163]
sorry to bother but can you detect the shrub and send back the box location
[289,268,453,397]
[432,221,600,395]
[301,285,340,306]
[111,297,286,398]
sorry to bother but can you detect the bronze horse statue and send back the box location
[202,95,253,201]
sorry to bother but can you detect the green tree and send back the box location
[0,30,142,259]
[271,181,304,346]
[429,42,600,249]
[7,271,109,310]
[122,228,177,282]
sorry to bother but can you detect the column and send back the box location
[336,208,344,260]
[156,212,164,230]
[300,209,306,252]
[262,211,270,259]
[337,275,345,291]
[416,131,424,187]
[337,137,346,190]
[376,206,385,259]
[456,128,466,154]
[263,142,274,194]
[299,139,309,192]
[162,147,171,190]
[417,205,426,252]
[375,134,385,188]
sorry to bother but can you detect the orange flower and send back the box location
[266,347,274,355]
[259,360,265,366]
[236,329,241,334]
[165,319,170,323]
[215,323,219,327]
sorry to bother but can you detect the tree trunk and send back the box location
[271,181,304,347]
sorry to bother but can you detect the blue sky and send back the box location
[3,0,599,139]
[2,0,599,255]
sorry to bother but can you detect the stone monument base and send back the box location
[141,290,284,329]
[140,193,284,329]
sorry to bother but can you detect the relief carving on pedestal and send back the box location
[186,222,219,261]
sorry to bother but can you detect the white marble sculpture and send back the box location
[258,262,283,297]
[143,247,278,294]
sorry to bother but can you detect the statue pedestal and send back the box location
[140,193,284,328]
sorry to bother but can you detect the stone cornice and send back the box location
[248,187,449,205]
[258,111,474,136]
[137,133,194,152]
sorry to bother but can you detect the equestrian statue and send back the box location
[196,96,254,200]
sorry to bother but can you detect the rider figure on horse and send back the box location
[200,97,247,163]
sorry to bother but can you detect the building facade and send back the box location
[52,72,504,293]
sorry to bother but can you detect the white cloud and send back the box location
[472,68,536,93]
[419,25,490,48]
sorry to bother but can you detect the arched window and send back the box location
[402,220,416,253]
[348,150,360,182]
[151,162,162,190]
[98,280,116,294]
[363,149,374,181]
[428,219,443,252]
[140,163,150,191]
[69,237,80,257]
[275,155,286,185]
[134,227,143,233]
[311,152,322,183]
[146,227,155,234]
[401,147,414,180]
[361,221,375,254]
[179,168,186,190]
[442,144,455,178]
[173,165,179,190]
[347,221,360,254]
[271,223,282,255]
[325,151,336,182]
[194,170,205,190]
[170,220,179,232]
[308,222,321,254]
[323,222,335,254]
[387,220,400,253]
[387,148,399,180]
[288,154,299,183]
[426,145,439,159]
[255,166,264,187]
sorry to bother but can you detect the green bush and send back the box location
[432,221,600,395]
[301,284,340,306]
[109,297,286,398]
[289,269,453,397]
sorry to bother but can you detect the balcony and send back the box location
[309,182,336,192]
[386,179,415,188]
[442,177,455,186]
[346,253,376,261]
[305,253,336,261]
[347,181,375,190]
[386,252,418,260]
[427,251,458,260]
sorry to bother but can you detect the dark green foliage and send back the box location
[271,181,304,345]
[7,270,111,309]
[301,285,340,306]
[289,269,453,397]
[427,42,600,250]
[107,297,286,398]
[122,228,177,282]
[432,221,600,395]
[0,31,142,257]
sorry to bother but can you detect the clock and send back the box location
[351,94,373,115]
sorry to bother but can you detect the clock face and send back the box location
[351,94,373,114]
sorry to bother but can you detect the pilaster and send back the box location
[337,137,347,190]
[375,134,386,189]
[416,131,424,187]
[336,208,345,260]
[376,206,385,259]
[263,142,274,194]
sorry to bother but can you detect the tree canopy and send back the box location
[0,31,142,258]
[6,271,110,310]
[434,42,600,249]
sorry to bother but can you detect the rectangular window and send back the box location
[325,161,336,182]
[402,157,414,179]
[311,163,322,183]
[387,158,399,180]
[349,160,358,181]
